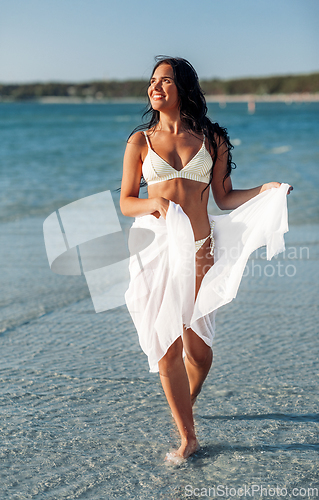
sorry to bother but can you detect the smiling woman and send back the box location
[148,66,180,112]
[120,56,292,463]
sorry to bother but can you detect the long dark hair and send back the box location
[130,56,236,195]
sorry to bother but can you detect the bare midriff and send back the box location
[147,177,211,241]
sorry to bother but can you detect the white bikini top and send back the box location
[142,131,212,185]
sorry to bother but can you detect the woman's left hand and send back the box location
[261,182,293,194]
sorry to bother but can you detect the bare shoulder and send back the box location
[125,131,149,165]
[127,130,147,146]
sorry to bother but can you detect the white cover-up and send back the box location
[125,183,290,372]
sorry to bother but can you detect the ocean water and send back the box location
[0,102,318,499]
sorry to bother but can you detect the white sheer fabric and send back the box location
[125,184,290,372]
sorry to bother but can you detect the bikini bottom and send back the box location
[194,219,215,255]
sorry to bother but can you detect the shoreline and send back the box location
[206,92,319,103]
[0,92,318,104]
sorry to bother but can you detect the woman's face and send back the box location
[148,63,180,112]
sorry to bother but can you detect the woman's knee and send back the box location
[186,345,213,368]
[183,328,213,366]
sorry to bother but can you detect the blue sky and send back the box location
[1,0,318,83]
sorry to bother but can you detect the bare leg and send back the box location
[158,337,199,460]
[159,235,214,460]
[183,328,213,406]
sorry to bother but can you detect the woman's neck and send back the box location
[157,110,184,134]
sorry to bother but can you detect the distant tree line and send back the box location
[1,73,318,100]
[0,81,148,100]
[201,73,319,95]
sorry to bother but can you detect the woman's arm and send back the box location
[211,139,291,210]
[120,132,169,218]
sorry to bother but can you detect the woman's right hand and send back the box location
[151,197,170,219]
[261,182,293,194]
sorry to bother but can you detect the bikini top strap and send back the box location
[143,131,151,148]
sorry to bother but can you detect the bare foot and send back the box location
[165,438,200,464]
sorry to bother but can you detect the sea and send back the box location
[0,101,318,499]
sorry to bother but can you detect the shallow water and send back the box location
[0,103,318,499]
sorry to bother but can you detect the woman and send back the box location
[120,57,291,462]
